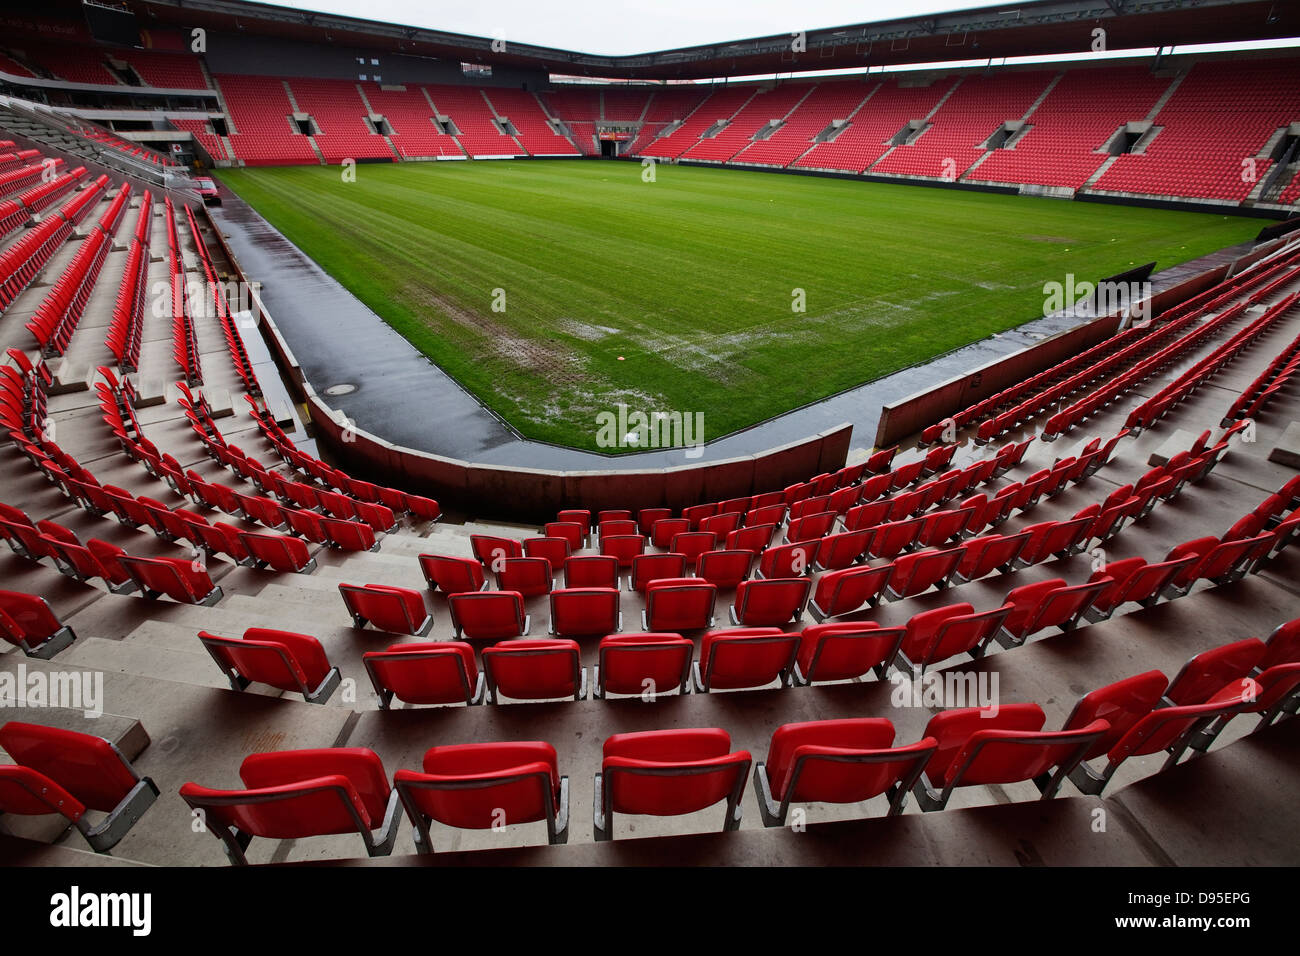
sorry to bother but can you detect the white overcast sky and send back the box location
[255,1,1000,55]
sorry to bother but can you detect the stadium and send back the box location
[0,0,1298,901]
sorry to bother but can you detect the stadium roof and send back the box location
[110,0,1300,79]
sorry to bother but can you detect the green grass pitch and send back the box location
[217,160,1258,451]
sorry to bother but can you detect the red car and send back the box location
[193,176,221,205]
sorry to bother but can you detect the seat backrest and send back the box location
[700,628,799,689]
[797,622,904,683]
[497,557,553,595]
[182,749,388,840]
[735,577,810,626]
[766,719,936,805]
[813,564,892,618]
[119,556,214,604]
[943,719,1108,788]
[631,552,688,591]
[1061,670,1167,759]
[1165,638,1266,705]
[396,742,560,829]
[339,583,427,633]
[418,554,485,595]
[241,532,310,572]
[815,529,873,569]
[645,578,716,630]
[448,590,526,640]
[920,703,1045,787]
[199,629,319,694]
[542,522,584,551]
[550,587,620,635]
[523,536,570,566]
[597,633,693,696]
[1260,618,1300,670]
[0,721,140,812]
[0,590,60,645]
[696,549,753,588]
[563,555,619,589]
[470,534,523,570]
[483,639,582,700]
[602,728,750,817]
[362,642,478,705]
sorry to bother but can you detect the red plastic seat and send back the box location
[362,641,483,708]
[794,622,904,685]
[495,557,553,597]
[754,718,937,825]
[395,741,568,852]
[523,535,570,568]
[643,577,717,631]
[594,728,751,840]
[1058,670,1168,761]
[629,552,687,592]
[600,534,646,568]
[556,509,591,534]
[651,517,690,549]
[595,633,694,699]
[695,627,800,692]
[118,555,222,606]
[744,503,786,527]
[899,602,1011,672]
[563,554,620,589]
[0,590,77,658]
[884,546,964,601]
[239,531,316,573]
[180,748,400,864]
[669,531,717,569]
[997,578,1107,647]
[759,540,816,578]
[321,517,377,552]
[808,564,892,621]
[339,583,432,635]
[1164,638,1266,705]
[448,590,529,640]
[919,507,975,547]
[470,534,523,571]
[543,521,584,552]
[696,549,753,589]
[0,721,159,853]
[1260,618,1300,670]
[482,638,586,702]
[1068,692,1254,796]
[636,508,673,536]
[198,628,340,703]
[786,510,836,543]
[549,587,621,635]
[417,554,485,595]
[915,704,1108,810]
[39,536,134,593]
[726,523,776,554]
[699,511,741,539]
[813,529,873,570]
[868,517,924,559]
[731,576,810,626]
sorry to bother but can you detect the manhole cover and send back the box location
[325,383,357,396]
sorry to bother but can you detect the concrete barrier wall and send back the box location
[204,207,854,521]
[308,391,853,521]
